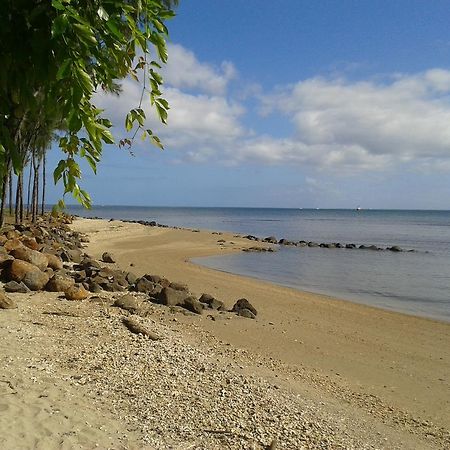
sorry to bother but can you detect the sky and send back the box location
[48,0,450,209]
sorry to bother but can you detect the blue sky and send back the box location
[48,0,450,208]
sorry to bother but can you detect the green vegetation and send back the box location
[0,0,176,224]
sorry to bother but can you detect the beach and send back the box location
[1,217,449,449]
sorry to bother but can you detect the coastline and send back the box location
[71,218,449,447]
[1,216,448,448]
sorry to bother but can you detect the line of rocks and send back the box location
[243,235,413,253]
[0,216,258,320]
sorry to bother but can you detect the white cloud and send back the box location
[95,45,450,174]
[162,44,236,95]
[259,69,450,170]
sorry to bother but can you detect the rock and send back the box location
[113,294,140,313]
[23,269,50,291]
[156,287,187,307]
[199,293,224,310]
[102,252,115,263]
[263,236,278,244]
[232,298,257,316]
[122,317,161,340]
[21,237,40,251]
[135,277,156,293]
[0,291,16,309]
[88,282,103,293]
[8,260,49,291]
[0,253,14,268]
[46,273,75,292]
[308,242,319,247]
[388,245,402,252]
[345,244,356,249]
[125,271,138,285]
[183,296,203,314]
[45,253,64,270]
[4,238,24,252]
[65,284,89,300]
[4,281,30,293]
[102,281,125,292]
[78,257,101,270]
[169,282,189,292]
[61,249,83,263]
[143,274,170,287]
[238,308,256,319]
[10,247,48,271]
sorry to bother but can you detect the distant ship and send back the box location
[356,206,362,211]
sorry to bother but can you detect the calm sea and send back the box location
[67,206,450,322]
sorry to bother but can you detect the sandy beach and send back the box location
[1,217,449,449]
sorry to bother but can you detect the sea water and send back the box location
[67,206,450,322]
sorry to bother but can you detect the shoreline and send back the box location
[70,217,450,448]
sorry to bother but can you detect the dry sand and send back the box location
[1,217,449,449]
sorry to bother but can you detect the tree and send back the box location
[0,0,175,221]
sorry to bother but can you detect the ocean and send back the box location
[67,206,450,322]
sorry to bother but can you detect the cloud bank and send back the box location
[96,44,450,174]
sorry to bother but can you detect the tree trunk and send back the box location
[31,154,39,224]
[26,161,32,218]
[0,171,8,227]
[41,153,46,216]
[15,172,22,224]
[8,168,13,215]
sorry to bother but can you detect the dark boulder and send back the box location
[238,308,256,319]
[183,296,203,314]
[102,252,115,263]
[232,298,257,316]
[156,287,187,307]
[4,281,30,293]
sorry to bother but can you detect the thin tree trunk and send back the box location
[26,161,32,218]
[0,170,8,227]
[32,161,39,224]
[8,168,13,215]
[19,173,24,223]
[15,172,21,224]
[41,153,46,216]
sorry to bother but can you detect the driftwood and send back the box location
[122,317,161,340]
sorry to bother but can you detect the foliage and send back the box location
[0,0,175,209]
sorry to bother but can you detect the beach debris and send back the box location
[122,317,161,340]
[0,290,16,309]
[113,294,141,314]
[64,283,89,301]
[4,280,30,293]
[232,298,257,317]
[102,251,116,263]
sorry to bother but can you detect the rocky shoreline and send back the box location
[0,215,259,321]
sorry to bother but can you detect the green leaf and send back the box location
[150,134,164,150]
[51,0,65,11]
[106,18,124,41]
[56,59,71,80]
[125,112,133,132]
[54,159,66,184]
[52,14,69,36]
